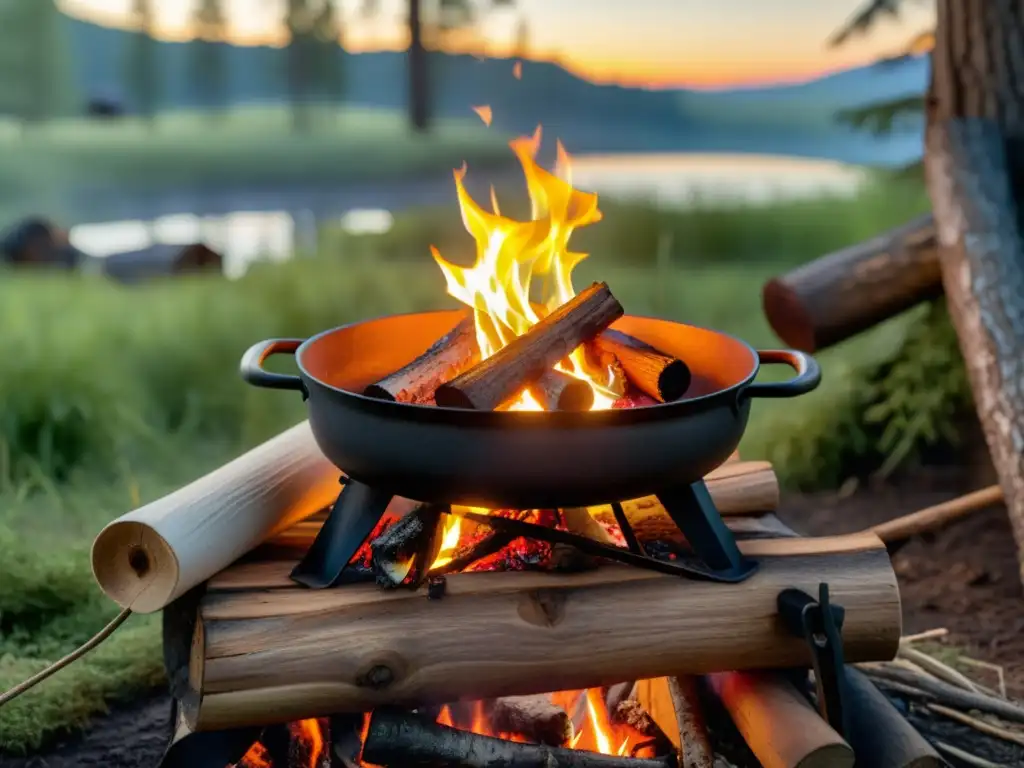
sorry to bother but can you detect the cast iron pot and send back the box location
[240,310,820,509]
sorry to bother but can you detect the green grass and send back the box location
[0,178,947,753]
[0,104,510,196]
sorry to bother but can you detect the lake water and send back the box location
[68,152,867,278]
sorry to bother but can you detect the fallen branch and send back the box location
[959,657,1008,700]
[926,703,1024,747]
[933,740,1006,768]
[897,645,983,694]
[861,665,1024,724]
[869,485,1003,544]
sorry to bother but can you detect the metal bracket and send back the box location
[777,582,848,738]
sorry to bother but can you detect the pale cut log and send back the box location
[92,420,340,614]
[762,213,940,353]
[633,677,714,768]
[181,532,900,730]
[925,14,1024,589]
[706,672,853,768]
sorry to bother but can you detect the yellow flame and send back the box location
[431,126,619,409]
[471,104,493,126]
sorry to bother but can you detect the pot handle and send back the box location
[240,338,306,392]
[744,349,821,399]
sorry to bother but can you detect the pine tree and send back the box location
[285,0,315,133]
[829,0,933,138]
[190,0,229,120]
[311,0,345,116]
[124,0,160,126]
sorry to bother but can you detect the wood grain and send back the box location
[92,420,340,613]
[180,533,900,731]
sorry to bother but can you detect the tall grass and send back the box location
[0,179,940,753]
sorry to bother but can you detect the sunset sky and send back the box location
[59,0,935,89]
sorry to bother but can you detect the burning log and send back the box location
[435,282,624,410]
[634,677,714,768]
[761,214,940,353]
[529,369,596,411]
[589,330,692,402]
[181,532,900,730]
[705,671,854,768]
[363,313,480,403]
[370,503,444,588]
[361,708,674,768]
[484,694,574,746]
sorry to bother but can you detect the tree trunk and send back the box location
[408,0,430,132]
[925,0,1024,586]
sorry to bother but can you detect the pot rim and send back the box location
[294,309,760,427]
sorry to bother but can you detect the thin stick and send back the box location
[933,741,1007,768]
[870,485,1002,543]
[927,704,1024,747]
[862,666,1024,724]
[959,657,1008,700]
[898,645,982,694]
[0,607,133,707]
[900,628,949,644]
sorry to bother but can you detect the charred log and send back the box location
[364,313,480,403]
[361,708,674,768]
[370,504,444,588]
[762,214,940,353]
[484,694,574,746]
[435,283,624,410]
[925,0,1024,586]
[589,330,692,402]
[529,369,595,411]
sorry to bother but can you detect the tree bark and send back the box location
[925,0,1024,585]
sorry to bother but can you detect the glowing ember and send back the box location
[513,60,523,79]
[239,742,271,768]
[431,126,621,413]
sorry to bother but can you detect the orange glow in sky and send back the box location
[58,0,935,89]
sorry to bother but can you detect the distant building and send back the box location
[0,217,84,269]
[100,242,224,284]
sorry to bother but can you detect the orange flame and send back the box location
[513,61,523,79]
[289,719,325,768]
[239,742,271,768]
[431,126,618,412]
[471,104,493,126]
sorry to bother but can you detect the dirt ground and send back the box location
[5,469,1024,768]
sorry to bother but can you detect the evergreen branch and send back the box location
[835,94,925,136]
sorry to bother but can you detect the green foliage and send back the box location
[836,94,925,136]
[0,0,78,121]
[862,300,972,478]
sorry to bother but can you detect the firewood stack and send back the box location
[154,446,978,768]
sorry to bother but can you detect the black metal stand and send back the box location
[290,477,393,588]
[290,477,759,589]
[777,582,849,738]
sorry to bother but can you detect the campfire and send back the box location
[145,125,904,768]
